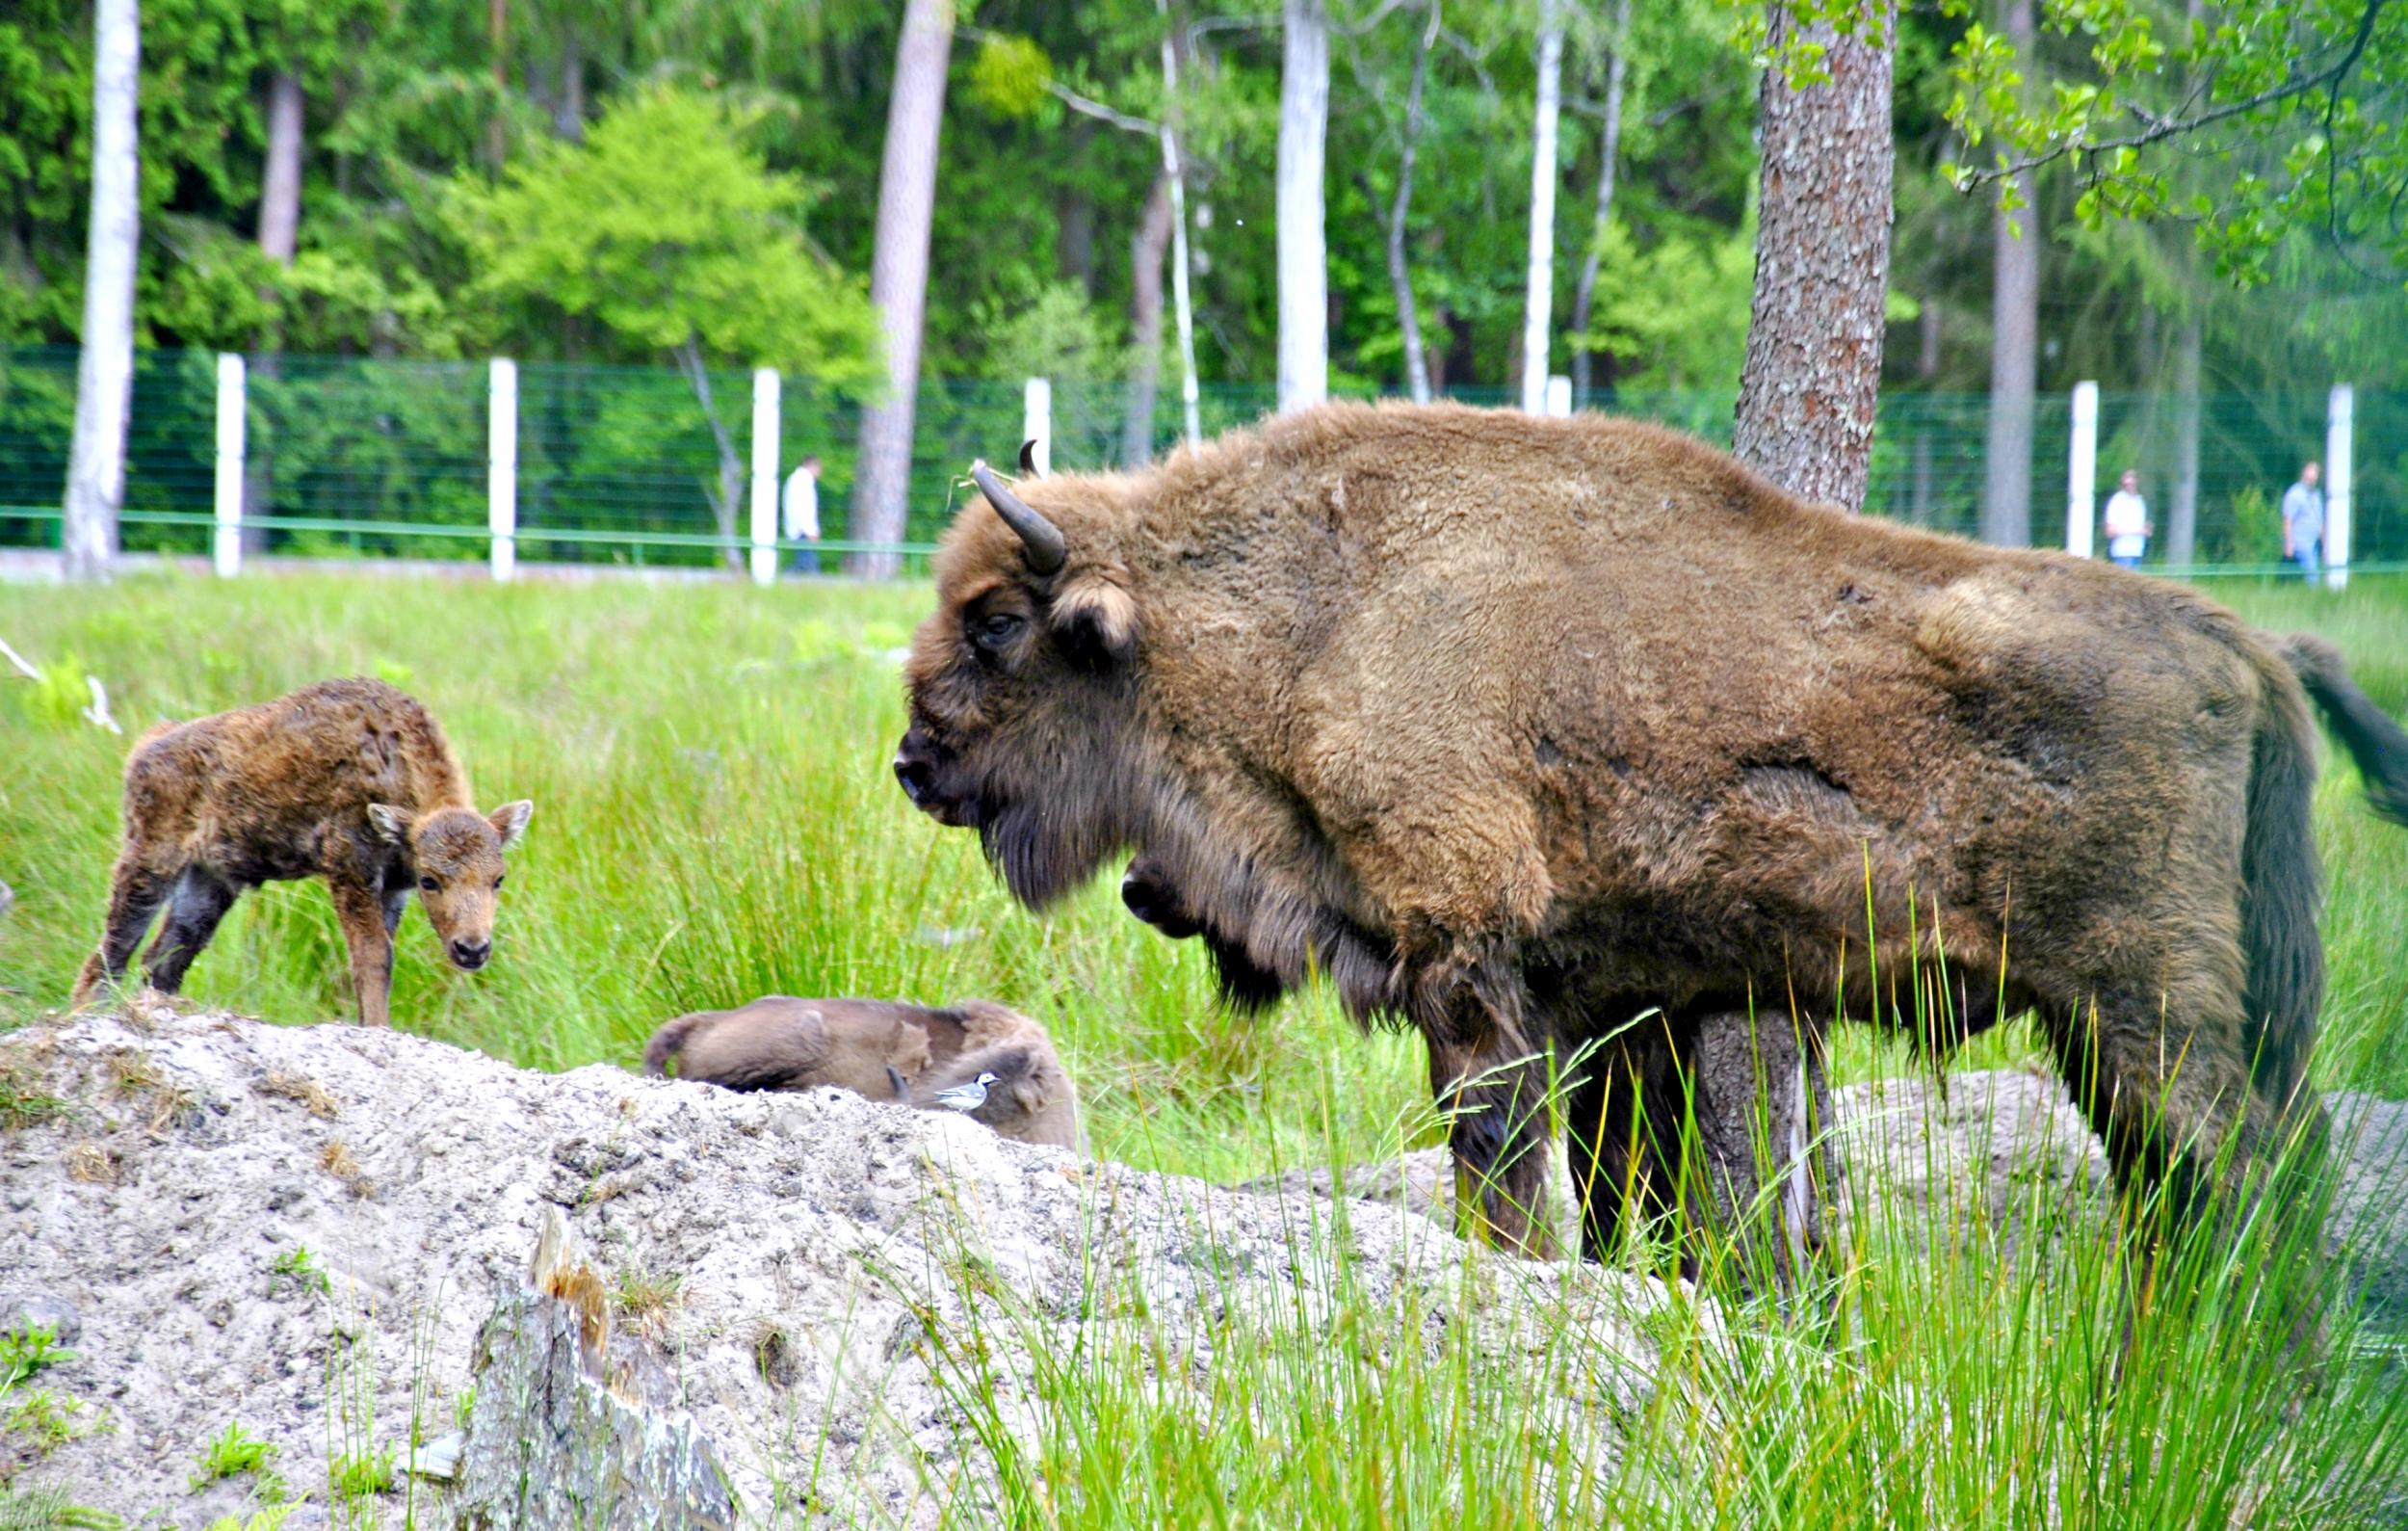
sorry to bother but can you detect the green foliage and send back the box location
[0,1067,67,1134]
[268,1246,330,1298]
[2212,482,2287,566]
[202,1511,298,1531]
[972,280,1128,383]
[189,1421,285,1502]
[326,1445,394,1501]
[451,86,878,383]
[0,1485,120,1530]
[968,34,1056,119]
[1941,0,2408,283]
[1579,215,1757,391]
[0,1328,71,1389]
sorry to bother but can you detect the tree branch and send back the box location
[1958,0,2387,187]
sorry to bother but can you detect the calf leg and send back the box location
[327,878,396,1028]
[1566,1024,1680,1264]
[71,847,175,1005]
[142,867,240,993]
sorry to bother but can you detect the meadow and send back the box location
[2,568,2405,1525]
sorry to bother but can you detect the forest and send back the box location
[3,0,2404,558]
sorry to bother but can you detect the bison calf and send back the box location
[644,996,1083,1151]
[71,678,533,1027]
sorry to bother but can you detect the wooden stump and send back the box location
[452,1209,735,1529]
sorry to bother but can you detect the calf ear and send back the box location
[1049,573,1139,669]
[366,804,411,844]
[488,800,536,850]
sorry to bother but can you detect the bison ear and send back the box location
[488,800,535,850]
[1049,573,1139,668]
[366,803,412,844]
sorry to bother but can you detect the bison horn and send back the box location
[1019,438,1044,477]
[971,460,1067,574]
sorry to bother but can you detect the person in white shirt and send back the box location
[2281,461,2325,582]
[2101,468,2151,568]
[781,455,822,574]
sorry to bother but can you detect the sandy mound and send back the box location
[0,1009,1690,1526]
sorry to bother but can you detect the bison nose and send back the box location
[449,937,490,970]
[893,731,940,806]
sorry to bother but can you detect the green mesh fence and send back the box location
[1,346,2395,573]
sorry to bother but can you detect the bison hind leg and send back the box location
[143,866,239,993]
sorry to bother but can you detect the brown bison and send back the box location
[72,678,534,1028]
[644,996,1083,1150]
[896,401,2408,1272]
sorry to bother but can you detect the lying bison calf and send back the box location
[71,678,533,1027]
[644,996,1082,1150]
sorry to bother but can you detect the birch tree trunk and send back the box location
[1275,0,1329,413]
[1731,3,1895,509]
[1380,3,1438,403]
[848,0,954,577]
[1519,0,1565,413]
[1568,0,1630,407]
[1980,0,2038,546]
[1123,175,1174,466]
[2167,316,2202,566]
[1158,19,1203,445]
[674,339,746,572]
[62,0,140,582]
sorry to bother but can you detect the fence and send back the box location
[2,345,2395,579]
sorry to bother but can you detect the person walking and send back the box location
[2102,468,2152,569]
[2282,461,2325,583]
[782,454,823,575]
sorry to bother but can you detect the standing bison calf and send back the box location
[896,401,2408,1281]
[644,996,1083,1150]
[72,678,533,1027]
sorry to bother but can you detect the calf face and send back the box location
[368,800,534,970]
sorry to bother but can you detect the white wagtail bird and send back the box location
[931,1071,1000,1114]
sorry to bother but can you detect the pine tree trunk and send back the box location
[1123,175,1174,466]
[1275,0,1329,413]
[1980,0,2039,546]
[848,0,954,577]
[1518,0,1564,412]
[1568,0,1630,407]
[63,0,140,581]
[555,28,584,143]
[1731,5,1895,509]
[244,70,303,555]
[1910,295,1940,524]
[2168,316,2202,567]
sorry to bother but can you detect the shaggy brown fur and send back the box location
[71,678,533,1027]
[643,997,1083,1151]
[898,400,2407,1268]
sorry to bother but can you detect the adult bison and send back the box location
[895,401,2407,1269]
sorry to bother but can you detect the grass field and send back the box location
[2,568,2405,1524]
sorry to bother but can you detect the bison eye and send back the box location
[418,875,439,893]
[972,611,1025,651]
[493,873,506,888]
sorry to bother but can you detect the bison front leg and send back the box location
[1669,1007,1834,1297]
[1418,965,1559,1260]
[327,879,396,1028]
[73,846,176,1006]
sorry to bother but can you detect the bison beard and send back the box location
[899,403,2408,1292]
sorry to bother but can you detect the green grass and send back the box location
[1,568,2404,1525]
[187,1421,282,1499]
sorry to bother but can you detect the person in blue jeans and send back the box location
[2281,461,2324,582]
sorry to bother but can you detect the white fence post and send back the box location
[488,357,517,583]
[1023,378,1052,475]
[212,353,245,577]
[1545,374,1573,418]
[749,367,781,587]
[2065,381,2098,559]
[2326,383,2353,590]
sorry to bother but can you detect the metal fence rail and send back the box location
[1,346,2390,577]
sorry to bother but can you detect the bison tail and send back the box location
[642,1012,706,1077]
[2238,646,2327,1117]
[2278,631,2408,827]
